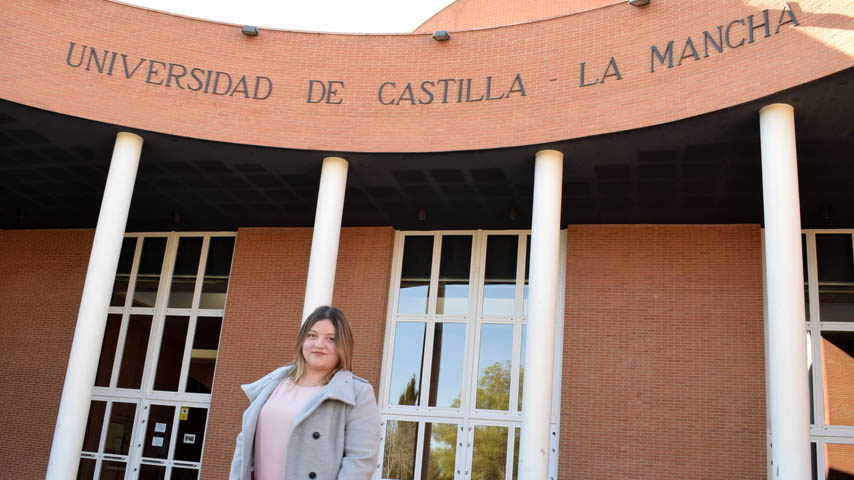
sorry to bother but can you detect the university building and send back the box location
[1,0,853,478]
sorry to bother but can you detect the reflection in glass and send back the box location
[519,325,526,411]
[389,323,426,406]
[476,324,513,410]
[427,323,465,408]
[104,402,136,455]
[99,461,127,480]
[821,331,854,426]
[398,236,434,315]
[132,237,166,307]
[138,463,166,480]
[111,237,136,306]
[153,316,190,391]
[523,235,531,317]
[513,428,521,480]
[168,237,203,308]
[200,237,235,309]
[437,235,472,315]
[420,423,457,480]
[472,425,508,480]
[382,420,418,480]
[825,443,854,480]
[82,400,106,452]
[174,407,208,462]
[95,314,122,387]
[483,236,518,316]
[117,315,152,389]
[142,405,174,459]
[817,234,854,322]
[76,457,96,480]
[186,317,223,394]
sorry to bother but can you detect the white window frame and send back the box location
[376,229,565,480]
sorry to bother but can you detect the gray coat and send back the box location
[229,366,381,480]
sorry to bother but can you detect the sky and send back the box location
[123,0,456,34]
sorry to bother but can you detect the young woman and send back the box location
[229,306,381,480]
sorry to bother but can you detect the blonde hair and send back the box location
[288,305,354,385]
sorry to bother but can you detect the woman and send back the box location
[229,306,381,480]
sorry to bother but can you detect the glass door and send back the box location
[135,401,209,480]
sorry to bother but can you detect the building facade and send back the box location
[1,0,853,479]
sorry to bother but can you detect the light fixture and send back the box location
[628,0,650,6]
[242,25,259,36]
[432,30,450,42]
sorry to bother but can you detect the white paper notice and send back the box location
[183,433,196,444]
[154,423,167,433]
[152,436,164,447]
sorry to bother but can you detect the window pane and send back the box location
[523,235,530,317]
[518,325,526,411]
[142,405,174,459]
[153,316,190,391]
[437,235,472,315]
[826,443,854,479]
[472,425,508,480]
[811,442,817,480]
[427,323,465,408]
[137,463,166,480]
[807,331,814,425]
[483,236,518,317]
[170,468,199,480]
[476,323,513,410]
[104,402,136,455]
[420,422,456,480]
[168,237,203,308]
[117,315,152,389]
[174,407,208,462]
[95,314,122,387]
[398,236,434,314]
[199,237,235,309]
[99,461,126,480]
[803,234,809,321]
[382,420,418,480]
[82,400,106,452]
[110,237,136,307]
[817,234,854,322]
[186,317,222,394]
[513,428,520,480]
[822,331,854,426]
[133,237,166,307]
[389,323,426,406]
[76,458,96,480]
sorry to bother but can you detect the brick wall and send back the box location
[0,229,94,479]
[559,225,766,479]
[201,226,394,479]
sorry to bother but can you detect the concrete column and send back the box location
[760,103,811,479]
[519,149,563,480]
[302,156,349,322]
[46,132,143,479]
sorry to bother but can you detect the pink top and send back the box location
[254,378,322,480]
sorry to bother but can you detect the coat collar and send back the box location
[241,366,357,406]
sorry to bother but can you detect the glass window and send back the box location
[104,402,136,455]
[81,400,106,452]
[95,314,122,387]
[186,317,223,394]
[483,236,518,317]
[153,316,190,391]
[420,422,457,480]
[200,237,235,309]
[111,237,136,307]
[471,425,508,480]
[138,463,166,480]
[171,467,199,480]
[475,324,513,410]
[133,237,167,308]
[142,405,175,459]
[168,237,203,308]
[398,236,434,315]
[427,323,465,408]
[803,234,809,321]
[99,461,127,480]
[382,420,418,480]
[174,407,208,462]
[116,315,152,389]
[437,236,472,315]
[821,331,854,426]
[388,323,426,406]
[76,458,96,480]
[518,325,526,411]
[825,443,854,479]
[816,234,854,322]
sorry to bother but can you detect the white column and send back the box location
[46,132,143,479]
[519,149,563,480]
[760,103,811,480]
[302,156,349,322]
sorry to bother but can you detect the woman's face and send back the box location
[301,319,340,376]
